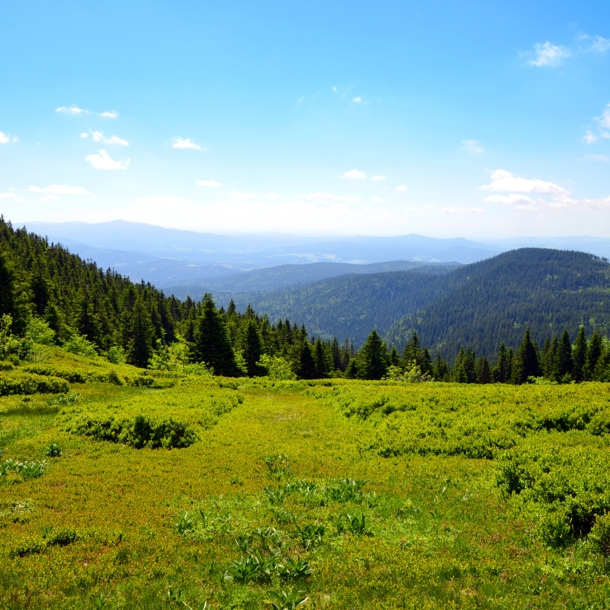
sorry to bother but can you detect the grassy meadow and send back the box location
[2,351,610,608]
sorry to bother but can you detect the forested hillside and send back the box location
[166,260,459,297]
[387,248,610,358]
[216,265,456,346]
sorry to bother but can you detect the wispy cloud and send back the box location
[395,185,408,192]
[137,196,193,208]
[81,130,129,146]
[265,193,280,200]
[171,137,203,150]
[582,103,610,144]
[371,197,384,203]
[579,34,610,54]
[441,206,484,214]
[30,184,90,195]
[56,105,91,115]
[484,194,536,206]
[525,42,571,67]
[197,179,222,187]
[352,96,363,103]
[229,190,257,202]
[586,154,610,163]
[0,192,18,201]
[0,132,18,144]
[480,169,567,194]
[99,110,119,119]
[461,139,484,154]
[371,175,386,181]
[301,192,361,203]
[85,149,130,170]
[341,169,366,180]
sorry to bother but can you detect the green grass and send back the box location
[2,359,610,608]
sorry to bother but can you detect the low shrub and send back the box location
[0,373,70,396]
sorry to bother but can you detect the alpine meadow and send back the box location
[3,1,610,608]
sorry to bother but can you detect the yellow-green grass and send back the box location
[2,375,610,608]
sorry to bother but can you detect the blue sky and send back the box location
[1,0,609,237]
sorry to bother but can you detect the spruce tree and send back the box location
[241,319,264,377]
[586,331,603,380]
[572,325,587,382]
[545,335,558,379]
[192,294,239,376]
[554,329,573,382]
[331,337,342,371]
[476,356,492,384]
[313,338,329,378]
[128,297,154,368]
[360,329,389,380]
[389,345,400,367]
[297,341,317,379]
[493,343,509,383]
[512,328,541,384]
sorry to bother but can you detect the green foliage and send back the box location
[258,355,297,380]
[26,316,56,345]
[45,443,62,457]
[0,372,70,396]
[62,331,98,358]
[588,512,610,556]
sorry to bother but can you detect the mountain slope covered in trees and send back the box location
[386,248,610,358]
[215,265,457,346]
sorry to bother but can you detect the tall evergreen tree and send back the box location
[554,329,574,381]
[512,328,541,384]
[128,297,154,368]
[241,319,264,377]
[586,331,603,380]
[476,356,492,384]
[572,325,587,382]
[360,329,389,380]
[297,341,317,380]
[494,343,511,383]
[192,294,239,376]
[545,335,558,379]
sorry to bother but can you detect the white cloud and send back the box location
[265,193,280,200]
[332,86,338,93]
[395,185,408,192]
[41,194,61,202]
[371,175,387,181]
[0,132,18,144]
[197,180,222,187]
[586,154,610,163]
[171,137,203,150]
[56,105,91,115]
[0,192,18,201]
[84,130,129,146]
[301,192,361,203]
[85,149,130,170]
[137,196,193,208]
[229,190,257,202]
[599,104,610,130]
[461,139,484,154]
[526,42,571,67]
[585,35,610,53]
[341,169,366,180]
[79,132,89,138]
[30,184,90,195]
[582,131,598,145]
[352,96,362,103]
[441,206,484,214]
[480,169,567,194]
[371,197,384,203]
[484,194,536,206]
[99,110,119,119]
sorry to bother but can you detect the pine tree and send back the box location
[30,254,51,316]
[494,343,510,383]
[313,338,329,378]
[297,341,317,379]
[512,328,541,384]
[192,294,239,376]
[554,329,573,382]
[586,331,603,380]
[241,319,264,377]
[389,345,400,367]
[331,337,342,371]
[432,353,449,381]
[128,297,154,368]
[476,356,492,384]
[545,335,558,379]
[360,329,389,380]
[572,325,587,382]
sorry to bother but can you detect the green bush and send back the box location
[23,364,87,383]
[0,372,70,396]
[0,360,15,371]
[588,512,610,556]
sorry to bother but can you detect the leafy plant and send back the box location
[45,443,62,457]
[265,588,309,610]
[294,524,325,550]
[337,513,371,536]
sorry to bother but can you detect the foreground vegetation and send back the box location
[2,346,610,608]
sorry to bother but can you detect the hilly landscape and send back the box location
[210,249,610,358]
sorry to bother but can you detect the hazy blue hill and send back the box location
[212,265,458,346]
[386,248,610,359]
[166,260,461,295]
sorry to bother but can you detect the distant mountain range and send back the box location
[212,249,610,359]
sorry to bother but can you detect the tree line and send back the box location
[2,217,610,384]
